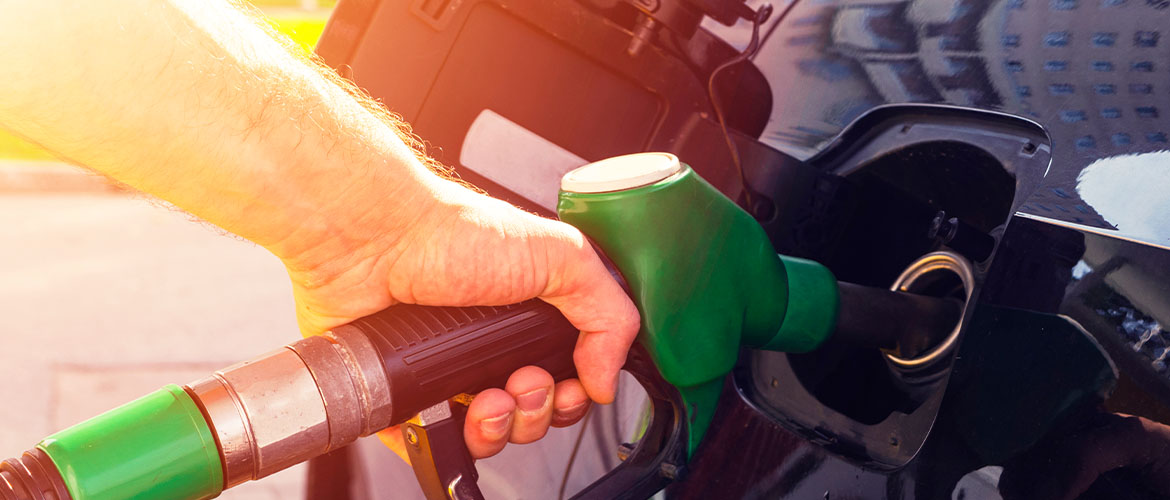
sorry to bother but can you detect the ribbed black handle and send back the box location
[336,300,579,425]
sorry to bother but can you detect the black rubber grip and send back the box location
[335,300,579,425]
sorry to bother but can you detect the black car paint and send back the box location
[758,0,1169,241]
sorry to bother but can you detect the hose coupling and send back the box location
[186,328,393,488]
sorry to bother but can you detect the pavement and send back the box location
[0,161,309,498]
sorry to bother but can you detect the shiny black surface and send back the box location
[754,0,1170,247]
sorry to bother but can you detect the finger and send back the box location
[540,228,640,404]
[551,379,590,427]
[464,388,516,459]
[504,366,555,444]
[375,425,410,465]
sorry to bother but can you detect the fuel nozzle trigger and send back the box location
[402,400,484,500]
[399,346,690,500]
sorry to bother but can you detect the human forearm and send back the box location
[0,0,442,263]
[0,0,641,459]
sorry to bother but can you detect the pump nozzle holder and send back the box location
[557,153,839,455]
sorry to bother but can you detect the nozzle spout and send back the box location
[835,281,964,354]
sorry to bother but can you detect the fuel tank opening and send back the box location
[884,251,975,370]
[739,108,1044,469]
[780,251,976,426]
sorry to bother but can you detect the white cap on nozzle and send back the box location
[559,152,682,194]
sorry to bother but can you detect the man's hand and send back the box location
[0,0,639,461]
[284,180,640,459]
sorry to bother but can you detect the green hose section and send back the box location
[37,384,224,500]
[558,162,838,456]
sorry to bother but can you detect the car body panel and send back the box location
[316,0,1170,496]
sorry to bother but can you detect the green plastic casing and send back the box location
[558,163,838,456]
[37,384,224,500]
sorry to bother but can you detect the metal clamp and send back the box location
[403,401,484,500]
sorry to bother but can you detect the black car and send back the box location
[313,0,1170,498]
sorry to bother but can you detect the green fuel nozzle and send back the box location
[557,153,841,455]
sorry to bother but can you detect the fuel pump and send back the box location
[1,153,960,500]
